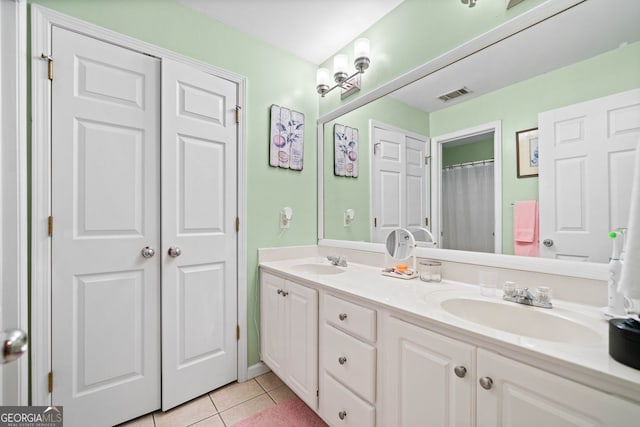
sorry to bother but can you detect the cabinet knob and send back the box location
[479,376,493,390]
[454,366,467,378]
[338,410,347,420]
[141,246,155,258]
[338,356,347,365]
[168,246,182,257]
[338,313,348,321]
[282,291,289,297]
[277,289,283,295]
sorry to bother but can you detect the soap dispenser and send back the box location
[607,230,626,316]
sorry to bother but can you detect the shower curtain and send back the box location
[442,162,495,253]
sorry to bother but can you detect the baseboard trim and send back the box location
[246,362,270,380]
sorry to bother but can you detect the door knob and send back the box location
[168,246,182,257]
[141,246,155,258]
[338,411,347,420]
[1,329,27,364]
[338,313,348,321]
[543,239,554,247]
[479,376,494,390]
[338,356,347,365]
[454,366,467,378]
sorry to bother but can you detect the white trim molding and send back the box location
[431,121,502,255]
[30,5,248,405]
[0,0,28,406]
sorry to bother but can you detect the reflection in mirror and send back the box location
[410,227,436,248]
[385,228,415,260]
[322,0,640,263]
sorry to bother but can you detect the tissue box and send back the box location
[609,318,640,370]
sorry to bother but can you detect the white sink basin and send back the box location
[440,298,603,345]
[290,263,346,275]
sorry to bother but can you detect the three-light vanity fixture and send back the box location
[316,38,371,99]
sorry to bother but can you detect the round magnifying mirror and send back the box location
[385,228,416,260]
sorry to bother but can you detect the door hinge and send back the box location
[48,216,54,236]
[374,217,377,228]
[425,155,430,166]
[41,54,53,80]
[48,372,53,393]
[316,389,319,397]
[235,217,240,232]
[373,143,380,155]
[235,105,241,124]
[236,325,240,341]
[425,217,429,226]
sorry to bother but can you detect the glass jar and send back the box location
[418,260,442,283]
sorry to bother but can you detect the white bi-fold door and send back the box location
[50,27,238,426]
[538,88,640,262]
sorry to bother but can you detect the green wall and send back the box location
[323,96,428,241]
[442,138,494,167]
[29,0,318,368]
[319,0,547,114]
[430,41,640,254]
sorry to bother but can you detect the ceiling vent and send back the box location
[438,87,472,102]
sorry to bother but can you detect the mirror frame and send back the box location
[317,0,608,281]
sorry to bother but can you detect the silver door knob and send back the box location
[168,246,182,257]
[141,246,155,258]
[1,329,27,364]
[543,239,554,247]
[338,313,348,321]
[338,411,347,420]
[338,356,347,365]
[479,376,494,390]
[454,366,467,378]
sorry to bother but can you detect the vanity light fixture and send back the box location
[316,38,371,100]
[461,0,478,7]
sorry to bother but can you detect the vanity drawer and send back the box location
[324,294,376,342]
[323,324,376,403]
[321,372,375,427]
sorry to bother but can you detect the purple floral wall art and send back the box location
[334,124,359,177]
[269,104,304,170]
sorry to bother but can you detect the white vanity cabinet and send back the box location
[476,349,640,427]
[320,294,377,427]
[382,315,475,427]
[260,272,318,409]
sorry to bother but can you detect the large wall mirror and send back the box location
[319,0,640,266]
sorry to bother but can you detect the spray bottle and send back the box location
[607,230,626,316]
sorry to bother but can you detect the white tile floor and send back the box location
[118,372,301,427]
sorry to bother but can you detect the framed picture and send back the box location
[516,128,539,178]
[334,123,359,177]
[269,104,304,170]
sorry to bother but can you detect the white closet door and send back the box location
[539,89,640,262]
[161,59,238,410]
[51,27,161,426]
[372,127,404,243]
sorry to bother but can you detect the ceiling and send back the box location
[179,0,405,64]
[389,0,640,113]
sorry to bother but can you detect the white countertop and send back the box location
[259,256,640,402]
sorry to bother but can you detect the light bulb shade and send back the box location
[354,38,370,60]
[333,54,349,83]
[316,68,331,96]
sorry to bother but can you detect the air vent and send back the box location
[438,87,471,102]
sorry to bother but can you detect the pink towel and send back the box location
[514,200,539,257]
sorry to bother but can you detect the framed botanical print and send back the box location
[516,128,539,178]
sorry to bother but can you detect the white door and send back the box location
[539,89,640,262]
[382,315,474,427]
[477,349,640,426]
[371,124,428,243]
[161,59,238,410]
[51,27,161,426]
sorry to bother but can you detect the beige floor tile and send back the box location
[189,414,225,427]
[209,380,264,412]
[153,395,217,427]
[268,384,298,404]
[219,394,275,426]
[117,413,155,427]
[255,372,284,392]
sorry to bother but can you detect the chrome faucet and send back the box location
[503,285,552,309]
[327,255,348,267]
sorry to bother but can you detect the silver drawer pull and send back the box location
[338,356,347,365]
[338,411,347,420]
[338,313,348,321]
[454,366,467,378]
[479,376,493,390]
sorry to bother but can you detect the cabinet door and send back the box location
[260,273,286,377]
[477,349,640,427]
[285,279,318,409]
[383,315,474,427]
